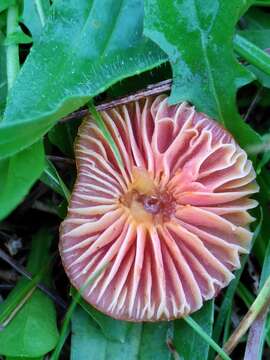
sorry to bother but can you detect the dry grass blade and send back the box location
[243,312,267,360]
[215,274,270,359]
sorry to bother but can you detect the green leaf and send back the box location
[0,140,44,220]
[51,262,113,360]
[239,8,270,88]
[0,229,59,358]
[0,30,7,115]
[257,135,270,173]
[76,294,130,343]
[40,158,70,201]
[233,34,270,80]
[254,0,270,5]
[240,7,270,49]
[0,0,16,13]
[0,258,50,325]
[0,0,167,159]
[137,322,173,359]
[210,207,263,359]
[7,357,43,360]
[3,27,33,45]
[82,305,129,343]
[144,0,261,149]
[71,306,172,360]
[183,315,230,360]
[48,119,80,157]
[22,0,50,41]
[174,301,214,360]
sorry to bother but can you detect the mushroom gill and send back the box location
[59,95,259,321]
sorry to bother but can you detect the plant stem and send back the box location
[215,273,270,359]
[60,79,172,123]
[183,316,231,360]
[6,3,20,91]
[234,34,270,77]
[35,0,46,27]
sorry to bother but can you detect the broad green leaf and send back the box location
[137,322,173,359]
[7,357,42,360]
[0,141,44,220]
[0,0,16,13]
[22,0,50,41]
[51,264,111,360]
[0,0,167,159]
[144,0,261,149]
[174,301,214,360]
[107,63,172,98]
[76,294,130,343]
[71,306,172,360]
[0,229,59,358]
[0,30,7,115]
[71,306,140,360]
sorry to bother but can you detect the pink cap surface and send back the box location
[60,95,258,321]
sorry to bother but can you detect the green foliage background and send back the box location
[0,0,270,359]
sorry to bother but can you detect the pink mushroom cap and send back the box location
[59,95,259,321]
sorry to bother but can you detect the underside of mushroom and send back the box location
[59,95,258,321]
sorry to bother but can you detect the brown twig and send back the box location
[60,79,172,123]
[0,248,67,310]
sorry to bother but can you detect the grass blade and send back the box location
[216,273,270,359]
[183,316,231,360]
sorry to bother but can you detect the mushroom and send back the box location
[59,95,259,321]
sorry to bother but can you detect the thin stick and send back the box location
[60,79,172,123]
[0,249,67,310]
